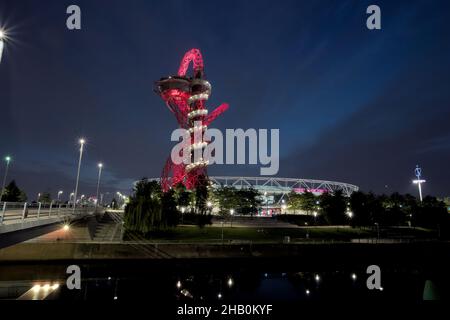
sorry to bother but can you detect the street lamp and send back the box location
[230,208,234,228]
[412,165,426,202]
[73,138,85,213]
[57,190,63,202]
[0,156,11,202]
[0,29,6,64]
[95,163,103,210]
[69,192,74,206]
[181,207,185,224]
[264,191,269,215]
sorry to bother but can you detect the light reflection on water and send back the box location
[1,264,448,301]
[52,269,446,301]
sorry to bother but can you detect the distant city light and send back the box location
[315,274,320,282]
[227,277,234,287]
[351,273,357,280]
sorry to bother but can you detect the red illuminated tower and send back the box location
[155,49,229,192]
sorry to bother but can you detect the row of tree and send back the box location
[0,180,60,204]
[124,179,449,233]
[124,179,262,233]
[0,180,28,202]
[286,190,449,229]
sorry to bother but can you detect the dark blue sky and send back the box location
[1,0,450,201]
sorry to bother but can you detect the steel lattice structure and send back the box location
[146,176,359,197]
[154,49,229,192]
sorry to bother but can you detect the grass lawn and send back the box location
[125,225,438,243]
[125,225,436,243]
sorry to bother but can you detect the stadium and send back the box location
[148,176,359,214]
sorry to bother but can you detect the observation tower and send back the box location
[154,49,229,192]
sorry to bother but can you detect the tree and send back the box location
[350,191,371,227]
[111,198,118,209]
[415,196,448,229]
[194,178,208,215]
[39,192,52,204]
[382,193,408,226]
[287,191,302,214]
[319,190,347,225]
[124,179,168,233]
[2,180,27,202]
[236,188,260,215]
[161,189,179,227]
[174,183,191,209]
[299,191,317,215]
[212,186,240,216]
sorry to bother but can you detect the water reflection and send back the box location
[1,265,448,301]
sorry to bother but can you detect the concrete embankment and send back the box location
[0,241,449,266]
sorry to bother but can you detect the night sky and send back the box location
[1,0,450,202]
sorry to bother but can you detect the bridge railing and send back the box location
[0,201,93,224]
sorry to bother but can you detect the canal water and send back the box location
[0,258,448,301]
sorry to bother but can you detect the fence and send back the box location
[0,201,92,224]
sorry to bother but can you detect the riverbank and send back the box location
[0,240,448,263]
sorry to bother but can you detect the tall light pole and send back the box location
[57,190,63,203]
[0,29,6,64]
[73,138,85,213]
[69,192,74,206]
[0,156,11,202]
[95,163,103,209]
[230,208,234,228]
[412,165,426,202]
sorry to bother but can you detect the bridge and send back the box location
[0,201,102,248]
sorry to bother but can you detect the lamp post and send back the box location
[73,138,85,213]
[412,165,426,202]
[0,156,11,202]
[181,207,185,224]
[57,190,63,203]
[95,163,103,210]
[0,29,6,64]
[230,209,234,228]
[263,191,270,216]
